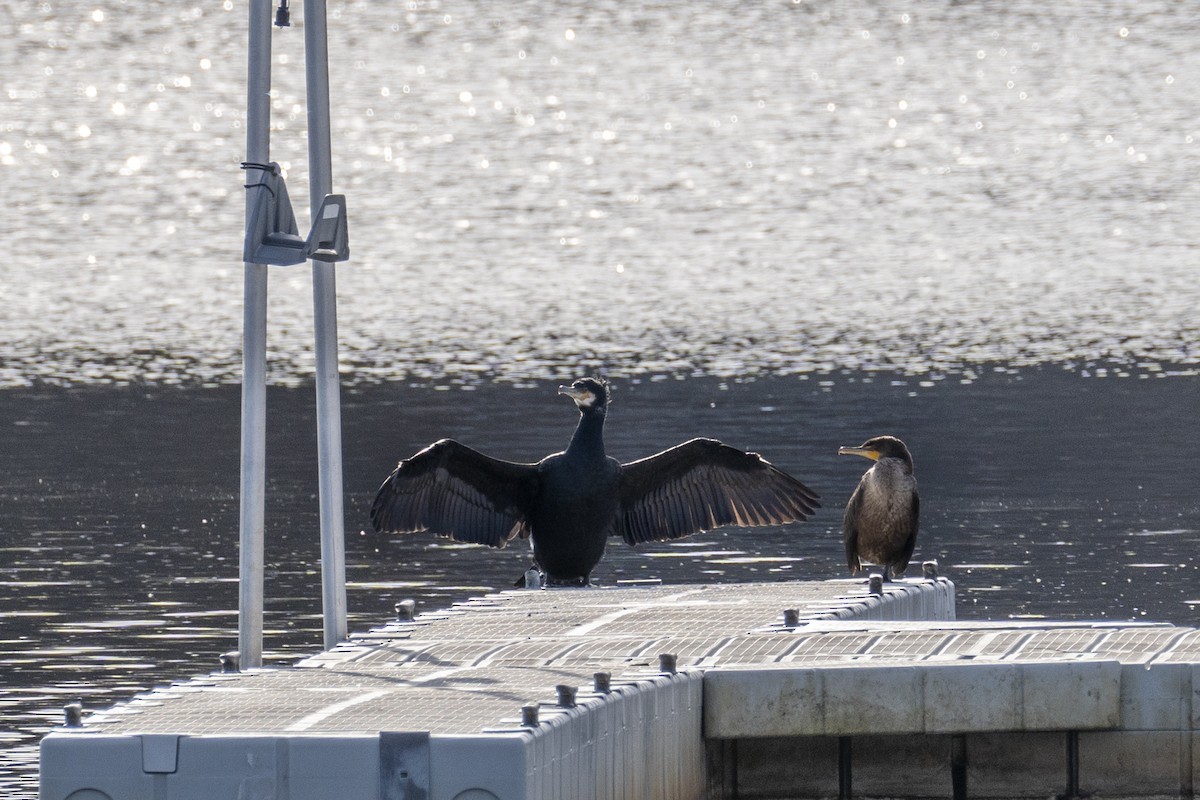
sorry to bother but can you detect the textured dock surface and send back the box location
[45,578,1200,800]
[68,576,1198,738]
[76,578,953,735]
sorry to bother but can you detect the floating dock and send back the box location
[39,576,1200,799]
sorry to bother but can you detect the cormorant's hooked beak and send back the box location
[838,446,880,461]
[558,384,596,407]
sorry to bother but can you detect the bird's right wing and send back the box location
[893,489,920,574]
[369,439,539,547]
[616,438,820,545]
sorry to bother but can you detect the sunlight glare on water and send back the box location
[0,2,1197,387]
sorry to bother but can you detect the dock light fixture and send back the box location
[520,704,540,727]
[220,651,241,673]
[783,608,800,627]
[659,653,678,674]
[593,672,612,694]
[869,574,884,595]
[923,560,939,579]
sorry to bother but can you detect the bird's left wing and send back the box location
[370,439,539,547]
[616,438,820,545]
[841,482,865,573]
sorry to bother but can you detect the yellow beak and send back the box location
[838,446,881,461]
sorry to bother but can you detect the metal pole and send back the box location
[303,0,348,650]
[239,0,273,670]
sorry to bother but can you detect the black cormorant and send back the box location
[370,378,820,585]
[837,435,919,581]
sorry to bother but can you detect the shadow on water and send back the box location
[2,370,1199,793]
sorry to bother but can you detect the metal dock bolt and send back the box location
[659,653,678,674]
[783,608,800,628]
[922,560,939,579]
[868,574,884,595]
[522,567,542,589]
[521,704,540,727]
[219,651,241,673]
[63,702,83,728]
[555,684,577,708]
[593,671,612,694]
[395,599,416,621]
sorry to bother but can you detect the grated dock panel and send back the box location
[61,578,1193,740]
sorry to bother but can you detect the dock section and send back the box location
[38,576,1200,799]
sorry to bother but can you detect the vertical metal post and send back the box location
[303,0,348,650]
[239,0,273,670]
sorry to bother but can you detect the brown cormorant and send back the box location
[370,378,820,585]
[838,435,919,581]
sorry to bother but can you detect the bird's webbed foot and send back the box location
[543,574,589,588]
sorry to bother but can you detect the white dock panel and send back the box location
[703,660,1123,738]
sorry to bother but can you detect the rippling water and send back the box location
[4,374,1199,796]
[3,0,1200,796]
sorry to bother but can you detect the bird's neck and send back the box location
[566,410,606,458]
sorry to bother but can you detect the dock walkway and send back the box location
[39,577,1200,799]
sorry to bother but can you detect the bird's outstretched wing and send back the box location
[616,438,821,545]
[370,439,539,547]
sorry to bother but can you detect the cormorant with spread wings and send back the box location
[370,378,820,585]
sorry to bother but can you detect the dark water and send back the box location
[3,371,1199,795]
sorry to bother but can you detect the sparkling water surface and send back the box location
[2,1,1199,796]
[2,0,1197,385]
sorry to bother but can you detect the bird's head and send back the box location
[838,435,913,466]
[558,377,610,414]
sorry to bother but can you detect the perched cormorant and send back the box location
[837,435,919,581]
[370,378,820,585]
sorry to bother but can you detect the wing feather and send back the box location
[370,439,539,548]
[616,438,820,545]
[842,482,864,573]
[894,490,921,574]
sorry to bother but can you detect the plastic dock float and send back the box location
[38,576,1200,799]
